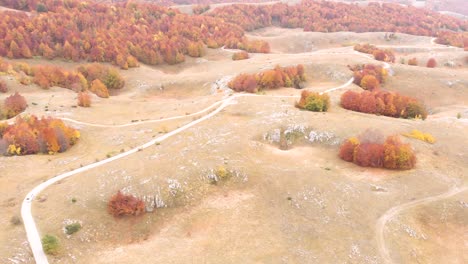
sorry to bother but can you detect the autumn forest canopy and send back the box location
[0,0,466,69]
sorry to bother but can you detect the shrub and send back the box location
[187,42,205,57]
[77,92,91,107]
[10,215,21,225]
[89,79,109,98]
[65,223,81,235]
[383,136,416,170]
[426,58,437,68]
[0,79,8,93]
[339,135,416,170]
[403,130,436,144]
[42,235,59,255]
[232,51,249,60]
[2,92,27,119]
[408,58,418,66]
[193,4,210,14]
[36,3,48,12]
[295,91,330,112]
[338,137,360,162]
[108,191,145,217]
[360,75,380,90]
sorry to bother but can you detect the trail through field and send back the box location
[375,185,467,264]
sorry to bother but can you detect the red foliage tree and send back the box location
[338,138,359,162]
[77,92,91,107]
[0,79,7,93]
[426,58,437,68]
[108,191,146,217]
[3,92,27,119]
[89,79,109,98]
[360,75,380,91]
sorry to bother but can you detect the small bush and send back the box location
[77,92,91,107]
[232,51,249,60]
[108,191,145,217]
[193,4,210,14]
[2,92,27,119]
[89,79,109,98]
[42,235,59,255]
[10,215,21,225]
[0,79,8,93]
[360,75,380,90]
[408,58,418,66]
[295,91,330,112]
[426,58,437,68]
[65,223,81,235]
[403,130,435,144]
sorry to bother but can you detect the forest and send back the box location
[0,0,269,68]
[209,1,467,48]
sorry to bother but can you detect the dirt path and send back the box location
[375,185,468,264]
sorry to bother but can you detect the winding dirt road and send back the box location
[375,185,467,264]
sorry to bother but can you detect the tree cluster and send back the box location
[0,59,124,98]
[349,64,388,91]
[339,134,416,170]
[108,191,146,217]
[295,91,330,112]
[0,92,27,120]
[341,90,427,120]
[0,115,80,155]
[354,44,395,63]
[228,65,306,93]
[210,1,466,43]
[435,31,468,50]
[0,0,269,68]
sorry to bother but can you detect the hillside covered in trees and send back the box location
[209,0,467,48]
[0,0,269,68]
